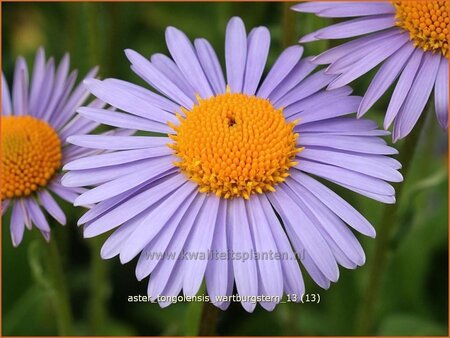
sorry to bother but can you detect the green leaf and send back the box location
[3,286,47,335]
[378,313,447,336]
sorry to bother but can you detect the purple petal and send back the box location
[66,134,171,150]
[62,145,103,164]
[384,48,423,129]
[275,69,336,107]
[76,107,171,134]
[393,52,441,141]
[325,31,402,74]
[247,196,283,298]
[292,2,394,17]
[78,180,150,226]
[243,27,270,95]
[257,45,304,99]
[327,33,409,89]
[298,116,376,133]
[206,200,229,306]
[28,47,46,116]
[225,17,247,93]
[83,174,187,238]
[49,181,83,204]
[134,191,197,283]
[434,56,448,130]
[287,178,365,265]
[358,42,415,116]
[19,199,32,230]
[285,187,359,270]
[338,183,395,204]
[12,57,29,116]
[150,53,197,101]
[35,58,55,119]
[64,147,172,171]
[165,27,214,98]
[258,195,305,297]
[38,190,66,225]
[119,181,197,263]
[105,78,179,112]
[50,70,78,126]
[74,157,175,205]
[228,198,258,312]
[284,86,353,118]
[148,259,186,304]
[59,115,100,142]
[292,1,350,13]
[295,160,395,199]
[194,39,226,95]
[2,199,10,215]
[269,57,317,104]
[151,260,184,305]
[268,184,339,282]
[25,198,51,232]
[298,134,398,155]
[101,211,147,259]
[52,66,98,130]
[215,259,235,310]
[302,14,395,42]
[41,53,70,122]
[125,49,194,109]
[291,95,361,124]
[10,201,25,247]
[183,195,220,296]
[83,78,177,125]
[312,28,399,65]
[145,194,205,295]
[315,3,395,18]
[301,248,332,289]
[62,158,172,188]
[297,148,402,182]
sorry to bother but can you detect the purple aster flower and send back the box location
[1,48,126,246]
[63,17,403,312]
[292,1,449,141]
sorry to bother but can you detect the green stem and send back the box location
[198,301,220,336]
[89,237,110,335]
[46,238,75,335]
[355,114,427,335]
[282,2,297,49]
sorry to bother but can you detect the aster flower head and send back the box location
[293,1,449,141]
[64,17,403,312]
[1,48,112,246]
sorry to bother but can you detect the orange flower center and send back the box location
[168,90,301,199]
[1,115,62,199]
[394,0,449,57]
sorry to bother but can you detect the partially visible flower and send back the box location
[2,48,115,246]
[64,17,402,312]
[293,1,448,141]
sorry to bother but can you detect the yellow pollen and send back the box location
[394,1,449,57]
[1,115,62,199]
[169,91,301,199]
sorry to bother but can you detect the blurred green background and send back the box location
[2,2,448,336]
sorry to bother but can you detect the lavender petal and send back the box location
[434,56,448,130]
[257,45,304,99]
[384,48,423,129]
[243,27,270,95]
[393,52,441,141]
[225,17,247,93]
[194,39,226,95]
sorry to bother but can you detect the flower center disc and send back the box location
[394,1,449,57]
[1,115,62,199]
[169,91,301,199]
